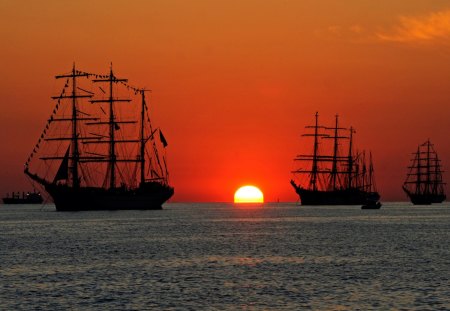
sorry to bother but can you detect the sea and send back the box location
[1,202,449,310]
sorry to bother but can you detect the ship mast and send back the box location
[426,140,431,195]
[54,64,91,188]
[369,152,374,191]
[324,114,347,190]
[433,151,437,195]
[292,113,334,191]
[302,112,325,191]
[361,152,367,190]
[434,151,441,195]
[140,89,150,185]
[415,147,421,195]
[311,112,319,191]
[91,65,130,189]
[347,127,355,188]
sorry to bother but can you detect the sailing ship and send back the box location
[24,64,174,211]
[290,112,380,206]
[402,140,446,205]
[2,191,43,204]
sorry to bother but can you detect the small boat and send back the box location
[361,201,382,209]
[2,191,43,204]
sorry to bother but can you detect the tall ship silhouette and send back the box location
[290,112,380,206]
[24,64,174,211]
[402,140,446,205]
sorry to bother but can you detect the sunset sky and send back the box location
[1,0,450,202]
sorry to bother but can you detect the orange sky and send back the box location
[1,0,450,202]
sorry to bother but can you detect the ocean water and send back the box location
[1,202,449,310]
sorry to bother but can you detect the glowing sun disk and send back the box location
[234,185,264,204]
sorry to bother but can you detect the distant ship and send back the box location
[2,191,43,204]
[290,112,381,206]
[402,140,446,205]
[24,64,174,211]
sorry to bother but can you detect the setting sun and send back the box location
[234,185,264,204]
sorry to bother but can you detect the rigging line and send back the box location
[25,82,70,167]
[77,86,95,95]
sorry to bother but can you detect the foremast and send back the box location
[25,63,97,187]
[54,64,92,188]
[293,112,329,191]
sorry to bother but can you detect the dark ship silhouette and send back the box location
[402,140,446,205]
[2,191,43,204]
[24,64,174,211]
[290,112,380,207]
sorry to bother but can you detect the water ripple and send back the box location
[1,203,450,310]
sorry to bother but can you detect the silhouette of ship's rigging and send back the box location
[290,112,380,206]
[402,140,446,205]
[24,64,174,211]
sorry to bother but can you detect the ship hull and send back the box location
[291,181,380,205]
[45,183,174,211]
[2,197,43,204]
[406,194,445,205]
[402,186,446,205]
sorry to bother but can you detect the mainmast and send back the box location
[91,66,130,189]
[324,114,347,190]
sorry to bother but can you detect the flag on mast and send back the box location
[159,129,168,147]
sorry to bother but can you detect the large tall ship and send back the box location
[24,64,174,211]
[290,112,380,206]
[402,140,446,205]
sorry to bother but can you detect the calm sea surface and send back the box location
[1,202,449,310]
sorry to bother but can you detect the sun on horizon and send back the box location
[234,185,264,204]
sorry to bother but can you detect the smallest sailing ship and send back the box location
[2,191,43,204]
[402,140,446,205]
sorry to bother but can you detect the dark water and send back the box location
[1,202,450,310]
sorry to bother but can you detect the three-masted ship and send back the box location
[402,140,446,205]
[24,64,174,211]
[290,112,380,206]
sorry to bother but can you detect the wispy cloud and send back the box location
[315,24,366,39]
[378,9,450,43]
